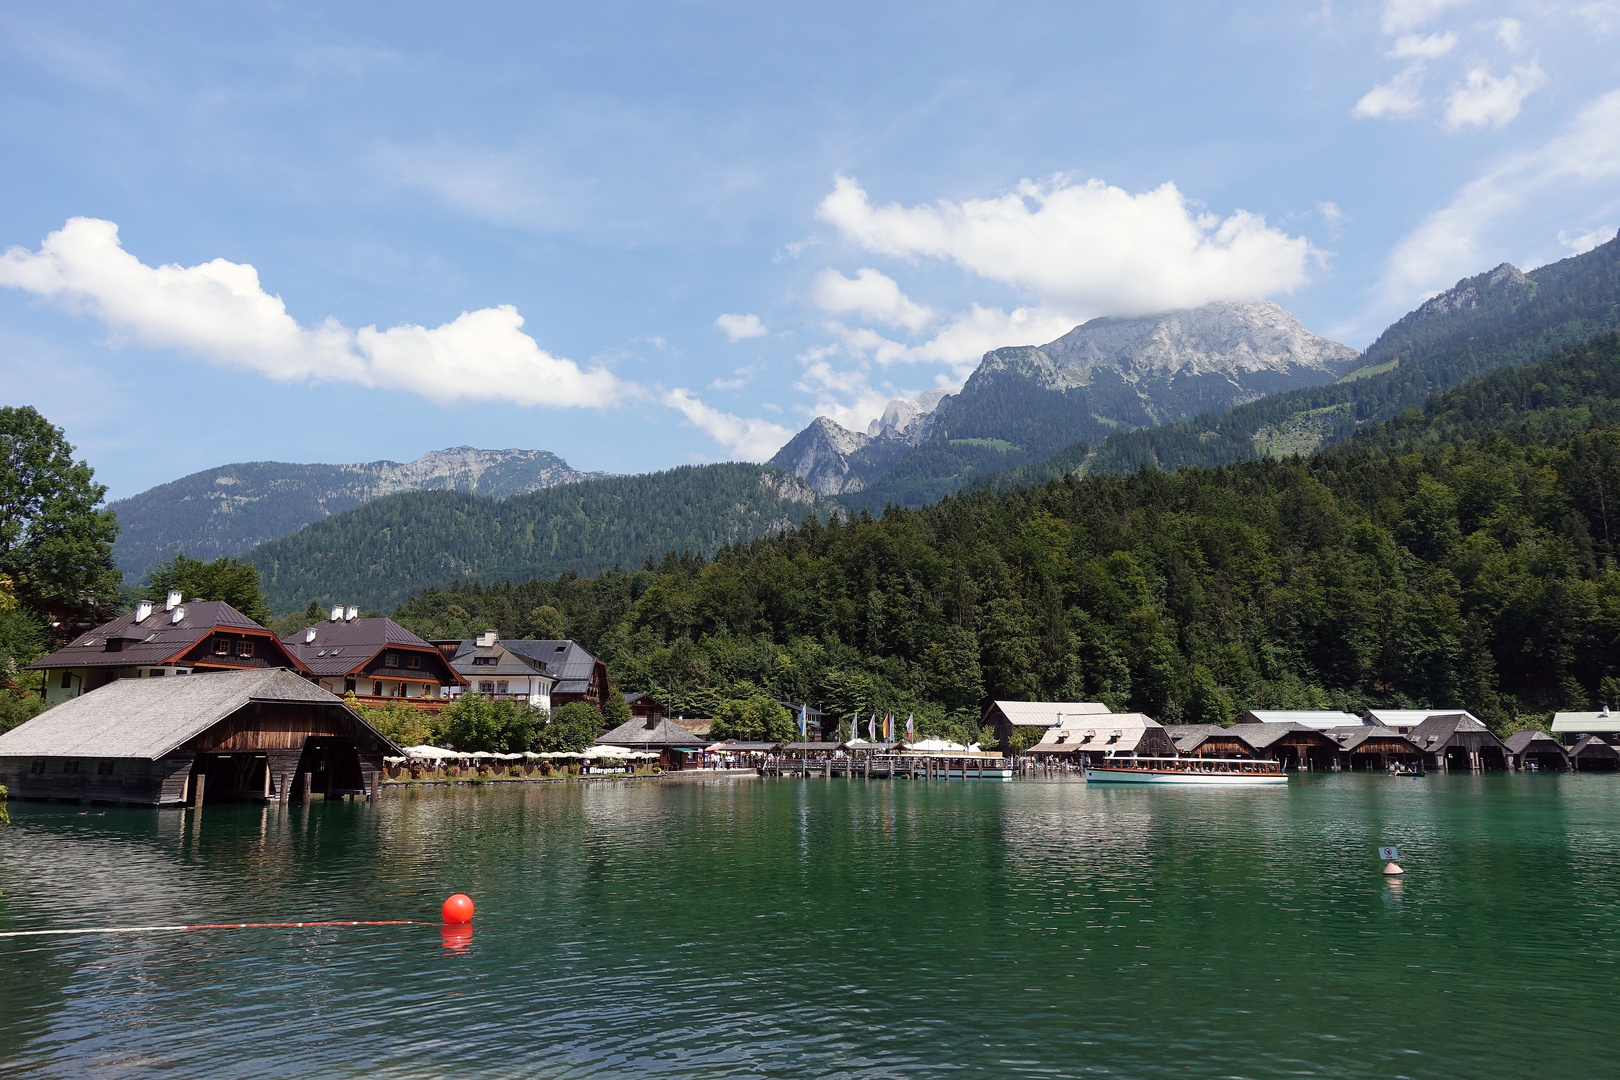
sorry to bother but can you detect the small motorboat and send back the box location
[1084,756,1288,786]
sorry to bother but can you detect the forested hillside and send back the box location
[391,333,1620,743]
[250,464,835,613]
[1081,231,1620,475]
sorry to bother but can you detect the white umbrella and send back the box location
[905,738,968,753]
[586,745,635,759]
[402,745,457,760]
[383,756,405,765]
[470,751,494,759]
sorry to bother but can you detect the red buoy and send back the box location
[441,893,474,924]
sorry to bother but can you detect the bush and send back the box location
[543,702,604,753]
[348,694,437,747]
[438,695,543,752]
[710,694,795,742]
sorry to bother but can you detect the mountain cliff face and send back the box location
[773,300,1358,502]
[111,446,611,580]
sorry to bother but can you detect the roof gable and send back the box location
[29,601,299,672]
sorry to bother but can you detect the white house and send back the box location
[442,630,555,709]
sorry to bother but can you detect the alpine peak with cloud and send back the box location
[771,299,1357,497]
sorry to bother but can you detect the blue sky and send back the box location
[1,0,1617,500]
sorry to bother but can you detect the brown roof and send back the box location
[282,617,462,682]
[598,716,707,748]
[28,601,306,674]
[1504,730,1567,755]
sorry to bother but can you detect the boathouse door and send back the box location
[292,737,365,799]
[190,753,272,804]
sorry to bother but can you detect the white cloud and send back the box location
[1443,62,1547,130]
[0,217,628,408]
[1389,31,1457,58]
[1353,63,1427,118]
[810,268,936,332]
[708,366,753,390]
[1494,18,1525,50]
[1380,0,1468,35]
[1379,89,1620,305]
[1576,2,1620,33]
[715,312,768,341]
[1317,200,1346,237]
[1558,225,1619,254]
[817,175,1316,319]
[664,388,794,460]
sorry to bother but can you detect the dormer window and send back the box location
[237,640,255,658]
[214,637,231,655]
[385,651,400,667]
[408,655,422,669]
[472,656,497,666]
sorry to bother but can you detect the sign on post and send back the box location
[1378,846,1400,861]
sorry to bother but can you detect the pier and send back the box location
[757,754,1020,780]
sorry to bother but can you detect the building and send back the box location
[982,701,1111,752]
[1570,735,1620,771]
[282,608,464,707]
[1024,712,1175,761]
[28,593,309,706]
[625,692,665,723]
[443,631,555,707]
[0,668,399,806]
[598,715,709,768]
[1242,710,1368,730]
[671,717,713,738]
[1365,708,1485,734]
[1231,722,1343,770]
[1407,713,1508,771]
[1503,730,1570,771]
[779,701,828,740]
[1327,726,1425,771]
[1164,724,1258,758]
[437,637,610,709]
[1550,708,1620,746]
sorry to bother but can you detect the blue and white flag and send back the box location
[868,713,877,741]
[798,703,807,739]
[906,713,914,740]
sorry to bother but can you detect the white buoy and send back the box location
[1382,861,1404,875]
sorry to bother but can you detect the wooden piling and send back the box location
[301,771,312,803]
[193,772,206,809]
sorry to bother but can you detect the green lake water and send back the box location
[2,772,1617,1078]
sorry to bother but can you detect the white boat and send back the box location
[1084,756,1288,786]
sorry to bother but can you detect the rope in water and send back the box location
[0,920,417,939]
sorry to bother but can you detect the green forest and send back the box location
[391,333,1620,744]
[249,463,835,613]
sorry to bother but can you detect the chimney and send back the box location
[304,627,317,643]
[345,606,358,621]
[330,605,343,621]
[165,589,183,611]
[477,629,499,648]
[1604,705,1611,718]
[170,605,186,624]
[134,601,153,624]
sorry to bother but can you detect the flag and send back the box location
[799,703,807,739]
[906,713,915,739]
[884,713,892,741]
[868,713,876,741]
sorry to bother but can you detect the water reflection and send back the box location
[2,774,1618,1078]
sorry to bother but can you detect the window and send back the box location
[385,651,400,667]
[61,671,72,690]
[408,655,421,669]
[214,637,230,655]
[63,759,79,775]
[496,681,509,695]
[472,656,496,666]
[97,760,114,776]
[478,681,495,694]
[372,681,382,696]
[237,640,255,658]
[30,759,46,775]
[344,678,356,694]
[149,668,165,677]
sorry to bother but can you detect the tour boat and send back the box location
[1084,756,1288,786]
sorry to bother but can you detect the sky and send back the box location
[1,0,1618,500]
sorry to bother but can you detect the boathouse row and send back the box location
[0,668,401,807]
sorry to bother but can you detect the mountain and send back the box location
[775,299,1358,508]
[1079,230,1620,475]
[248,463,835,613]
[110,446,610,581]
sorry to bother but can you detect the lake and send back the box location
[2,772,1616,1078]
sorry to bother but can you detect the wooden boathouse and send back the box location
[1569,735,1620,771]
[1407,713,1509,771]
[0,668,400,806]
[1328,726,1425,771]
[1503,730,1570,771]
[1235,722,1342,770]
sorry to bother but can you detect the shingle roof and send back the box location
[988,701,1111,727]
[1407,714,1504,751]
[1366,708,1483,728]
[598,716,706,748]
[1504,730,1567,755]
[282,617,442,677]
[477,640,599,696]
[449,642,555,681]
[1231,722,1331,749]
[1329,726,1420,753]
[1162,724,1256,752]
[0,668,389,760]
[29,601,294,672]
[1571,735,1620,757]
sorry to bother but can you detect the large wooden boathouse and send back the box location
[0,668,400,806]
